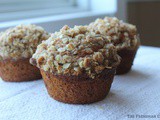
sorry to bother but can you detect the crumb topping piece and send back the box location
[31,25,120,78]
[0,24,50,60]
[88,17,139,50]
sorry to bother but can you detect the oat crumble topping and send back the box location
[0,24,50,60]
[88,17,139,50]
[31,25,120,78]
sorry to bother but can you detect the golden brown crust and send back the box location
[88,17,139,50]
[41,68,116,104]
[0,59,41,82]
[0,24,50,60]
[31,25,120,79]
[88,16,140,74]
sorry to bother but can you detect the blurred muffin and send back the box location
[30,25,120,104]
[89,17,140,74]
[0,24,50,82]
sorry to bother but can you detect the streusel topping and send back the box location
[88,17,139,50]
[30,25,120,78]
[0,24,50,60]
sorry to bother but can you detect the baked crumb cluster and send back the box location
[0,24,50,60]
[88,17,139,50]
[31,25,120,78]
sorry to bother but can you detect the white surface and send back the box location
[0,46,160,120]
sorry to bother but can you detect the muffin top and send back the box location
[0,24,50,60]
[88,17,139,50]
[30,25,120,78]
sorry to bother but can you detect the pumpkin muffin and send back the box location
[0,24,50,82]
[30,25,120,104]
[89,17,140,74]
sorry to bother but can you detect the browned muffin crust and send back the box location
[0,24,50,60]
[0,59,41,82]
[41,68,115,104]
[31,25,120,79]
[88,17,139,50]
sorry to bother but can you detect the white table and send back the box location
[0,46,160,120]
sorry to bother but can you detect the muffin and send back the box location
[89,17,140,74]
[0,24,50,82]
[30,25,120,104]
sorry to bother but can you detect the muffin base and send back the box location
[116,47,138,75]
[41,69,116,104]
[0,59,42,82]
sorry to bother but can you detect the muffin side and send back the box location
[0,59,41,82]
[41,68,115,104]
[116,45,139,74]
